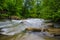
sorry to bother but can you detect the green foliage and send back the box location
[40,0,60,22]
[0,0,60,22]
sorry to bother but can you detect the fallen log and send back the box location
[25,27,48,32]
[25,27,60,36]
[8,16,20,20]
[25,28,41,32]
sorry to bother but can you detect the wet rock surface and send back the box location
[0,18,60,40]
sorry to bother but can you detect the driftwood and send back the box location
[25,27,48,32]
[8,16,20,20]
[25,27,60,36]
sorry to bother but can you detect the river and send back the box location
[0,18,60,40]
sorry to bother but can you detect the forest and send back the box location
[0,0,60,22]
[0,0,60,40]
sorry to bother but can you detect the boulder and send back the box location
[46,23,54,27]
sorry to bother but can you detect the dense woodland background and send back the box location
[0,0,60,22]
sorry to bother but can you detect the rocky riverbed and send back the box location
[0,18,60,40]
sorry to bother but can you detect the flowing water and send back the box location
[0,18,60,40]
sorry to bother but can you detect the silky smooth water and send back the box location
[0,18,60,40]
